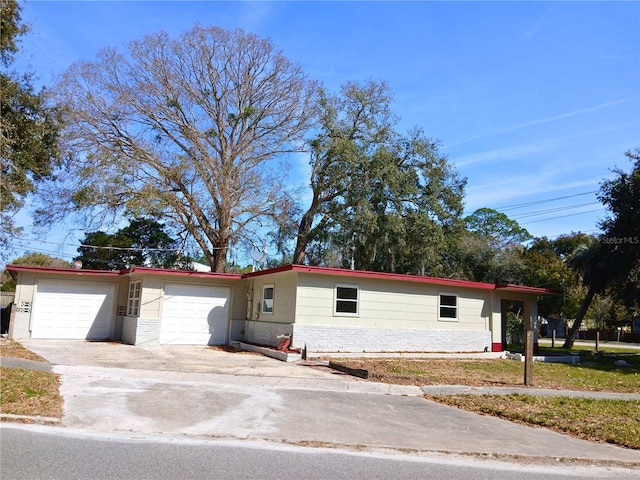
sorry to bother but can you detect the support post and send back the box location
[524,329,534,386]
[595,330,600,352]
[551,329,556,348]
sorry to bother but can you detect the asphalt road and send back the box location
[2,424,635,480]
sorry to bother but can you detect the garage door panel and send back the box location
[31,281,115,340]
[160,283,229,345]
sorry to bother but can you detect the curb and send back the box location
[1,413,61,424]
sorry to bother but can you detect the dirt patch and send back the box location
[0,338,49,362]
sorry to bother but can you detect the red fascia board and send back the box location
[122,266,243,280]
[5,264,121,276]
[495,284,559,295]
[248,264,491,290]
[6,264,243,280]
[247,264,556,294]
[244,264,295,278]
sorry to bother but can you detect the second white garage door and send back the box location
[159,283,230,345]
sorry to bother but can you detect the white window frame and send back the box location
[334,283,359,316]
[261,284,274,315]
[127,281,141,317]
[438,293,458,321]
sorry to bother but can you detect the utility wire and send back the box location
[508,201,601,220]
[520,208,605,225]
[496,190,598,212]
[7,234,227,252]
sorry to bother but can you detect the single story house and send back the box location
[6,264,554,354]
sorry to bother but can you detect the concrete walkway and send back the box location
[0,356,52,372]
[421,385,640,400]
[5,339,640,467]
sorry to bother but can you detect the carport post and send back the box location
[523,299,534,386]
[524,329,534,386]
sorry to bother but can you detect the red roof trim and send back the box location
[247,264,556,294]
[6,264,243,280]
[6,263,556,294]
[495,284,560,294]
[122,266,243,280]
[6,264,121,276]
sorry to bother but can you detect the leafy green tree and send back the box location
[345,131,465,275]
[294,81,466,274]
[2,252,70,291]
[522,233,590,319]
[40,25,315,272]
[74,218,186,270]
[597,149,640,311]
[563,236,610,347]
[450,208,531,283]
[0,0,60,256]
[464,208,532,248]
[293,80,395,264]
[563,151,639,347]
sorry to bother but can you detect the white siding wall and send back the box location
[290,272,493,353]
[247,271,297,323]
[242,271,297,346]
[295,273,490,330]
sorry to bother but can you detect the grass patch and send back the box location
[0,339,48,362]
[0,367,63,419]
[335,357,640,393]
[428,394,640,450]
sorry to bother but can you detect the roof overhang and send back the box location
[246,264,558,295]
[6,263,557,295]
[6,264,121,280]
[5,264,243,281]
[495,283,559,295]
[121,266,243,280]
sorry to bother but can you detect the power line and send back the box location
[8,234,227,252]
[520,208,605,225]
[508,202,601,220]
[497,190,599,212]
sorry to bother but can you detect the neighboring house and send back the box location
[6,264,554,354]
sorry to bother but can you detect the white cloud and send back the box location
[448,99,632,148]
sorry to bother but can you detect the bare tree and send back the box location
[41,26,315,271]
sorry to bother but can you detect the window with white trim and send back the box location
[127,281,141,317]
[439,293,458,321]
[335,284,359,315]
[261,284,274,314]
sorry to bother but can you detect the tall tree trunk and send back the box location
[563,286,596,349]
[293,208,315,264]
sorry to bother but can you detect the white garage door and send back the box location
[159,283,229,345]
[31,281,115,339]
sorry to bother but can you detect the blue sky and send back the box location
[8,0,640,265]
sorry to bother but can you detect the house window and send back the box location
[335,284,359,315]
[262,284,274,314]
[127,281,141,317]
[439,294,458,321]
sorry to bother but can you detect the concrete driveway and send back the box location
[16,339,640,466]
[19,339,341,378]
